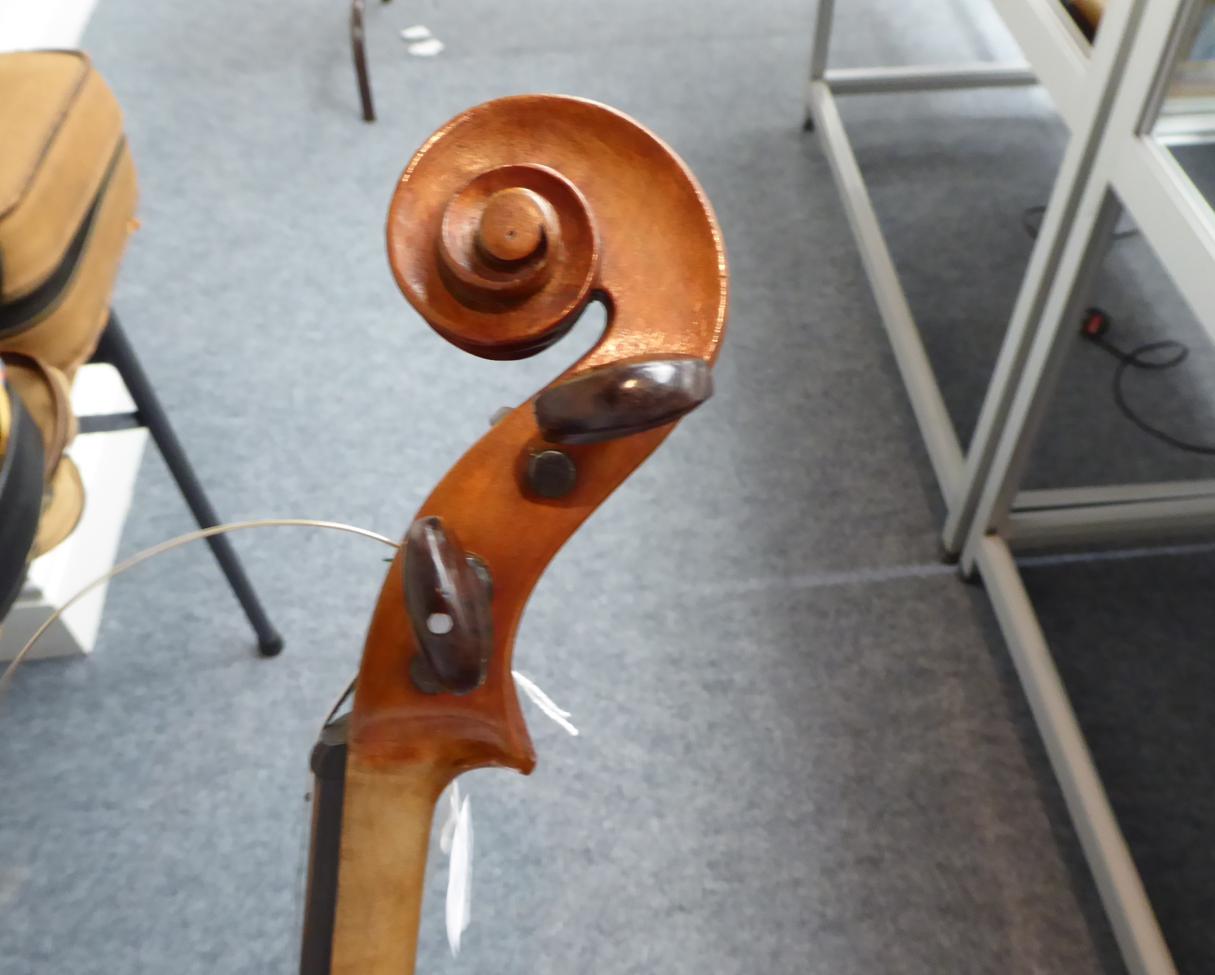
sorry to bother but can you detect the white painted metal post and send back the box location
[804,0,836,123]
[976,537,1177,975]
[941,0,1148,555]
[807,83,966,490]
[960,0,1195,572]
[961,189,1123,571]
[810,0,835,79]
[824,63,1035,93]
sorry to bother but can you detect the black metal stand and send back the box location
[87,312,284,656]
[350,0,394,123]
[351,0,375,123]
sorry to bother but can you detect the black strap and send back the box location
[0,389,46,620]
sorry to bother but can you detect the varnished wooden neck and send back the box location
[329,754,453,975]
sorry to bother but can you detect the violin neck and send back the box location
[300,717,449,975]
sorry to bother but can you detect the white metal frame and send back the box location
[962,0,1215,569]
[805,2,1049,498]
[973,536,1175,975]
[808,2,1215,973]
[804,0,1161,555]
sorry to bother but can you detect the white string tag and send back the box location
[443,789,474,956]
[440,781,462,856]
[512,670,579,736]
[439,673,578,954]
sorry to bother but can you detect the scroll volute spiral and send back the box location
[350,96,728,778]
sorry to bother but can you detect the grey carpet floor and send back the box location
[4,0,1215,972]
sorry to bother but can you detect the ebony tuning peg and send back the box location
[402,516,493,694]
[534,356,713,445]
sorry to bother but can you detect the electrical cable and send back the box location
[1086,325,1215,455]
[0,518,400,700]
[1021,206,1214,457]
[324,677,358,724]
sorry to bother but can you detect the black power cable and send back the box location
[1021,206,1215,457]
[1080,308,1215,456]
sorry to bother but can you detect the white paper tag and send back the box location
[440,781,461,856]
[440,673,578,954]
[444,791,474,955]
[407,38,445,57]
[512,670,579,736]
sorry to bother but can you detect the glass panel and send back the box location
[1151,0,1215,164]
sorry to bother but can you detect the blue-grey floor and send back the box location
[5,0,1215,972]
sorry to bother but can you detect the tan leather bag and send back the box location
[0,51,138,374]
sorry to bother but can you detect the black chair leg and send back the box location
[94,313,284,656]
[351,0,375,122]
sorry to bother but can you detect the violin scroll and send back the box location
[353,94,728,779]
[325,95,728,975]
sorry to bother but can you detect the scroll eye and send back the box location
[392,161,599,361]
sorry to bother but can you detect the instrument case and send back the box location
[0,50,138,594]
